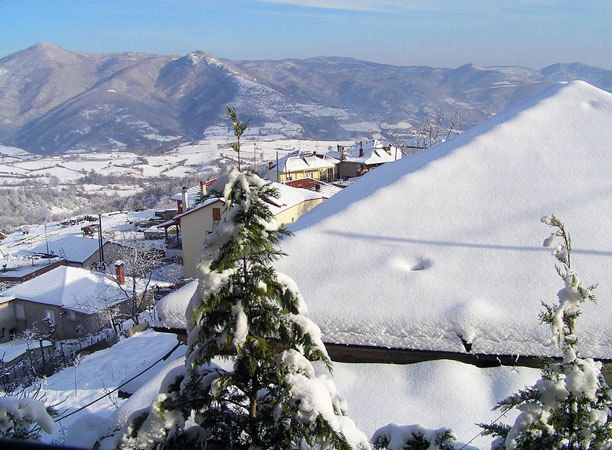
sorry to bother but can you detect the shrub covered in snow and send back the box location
[372,423,461,450]
[0,395,54,440]
[117,110,368,449]
[480,216,612,449]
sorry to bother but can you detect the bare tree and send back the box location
[110,237,164,325]
[385,110,460,155]
[74,289,124,337]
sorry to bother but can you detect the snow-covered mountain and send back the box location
[1,43,611,154]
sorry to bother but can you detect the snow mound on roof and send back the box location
[334,360,540,448]
[276,81,612,358]
[155,280,198,328]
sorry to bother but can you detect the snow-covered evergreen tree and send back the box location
[117,110,368,450]
[480,215,612,449]
[0,393,55,440]
[372,423,460,450]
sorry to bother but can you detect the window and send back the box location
[67,310,76,321]
[15,303,25,321]
[212,207,221,229]
[44,309,55,325]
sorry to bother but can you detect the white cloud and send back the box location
[255,0,609,15]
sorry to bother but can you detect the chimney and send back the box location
[200,181,207,196]
[181,187,189,211]
[115,261,125,285]
[359,142,364,158]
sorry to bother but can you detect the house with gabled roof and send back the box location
[177,182,325,279]
[0,265,156,342]
[331,139,402,178]
[267,151,340,183]
[29,235,123,269]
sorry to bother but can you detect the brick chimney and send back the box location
[359,141,364,157]
[200,180,207,195]
[115,261,125,285]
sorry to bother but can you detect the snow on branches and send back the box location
[0,396,54,440]
[480,216,612,450]
[117,108,368,449]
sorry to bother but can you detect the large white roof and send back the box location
[275,81,612,359]
[274,151,339,174]
[1,266,134,313]
[31,235,102,263]
[343,139,403,165]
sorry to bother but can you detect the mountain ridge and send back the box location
[1,43,610,154]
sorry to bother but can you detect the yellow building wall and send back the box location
[274,198,324,227]
[181,204,230,279]
[272,165,338,183]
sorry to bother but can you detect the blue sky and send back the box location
[1,0,610,69]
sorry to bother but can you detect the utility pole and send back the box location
[98,214,105,265]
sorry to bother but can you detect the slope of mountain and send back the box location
[1,43,611,154]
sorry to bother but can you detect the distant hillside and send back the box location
[1,43,611,154]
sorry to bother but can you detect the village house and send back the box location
[331,139,403,178]
[30,235,123,269]
[165,180,327,279]
[266,151,340,183]
[0,264,155,343]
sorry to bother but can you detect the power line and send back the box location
[54,341,182,423]
[458,410,508,450]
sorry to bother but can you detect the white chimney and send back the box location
[181,187,190,211]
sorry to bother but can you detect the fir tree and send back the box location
[227,106,249,172]
[117,110,368,450]
[480,215,612,449]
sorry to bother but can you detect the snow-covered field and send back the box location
[0,138,353,186]
[29,329,539,448]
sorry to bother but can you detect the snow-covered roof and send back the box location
[0,266,143,314]
[273,151,339,174]
[265,182,325,216]
[331,140,402,165]
[172,197,224,220]
[273,81,612,359]
[170,185,202,206]
[170,180,215,206]
[285,178,343,199]
[0,257,64,279]
[30,235,103,263]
